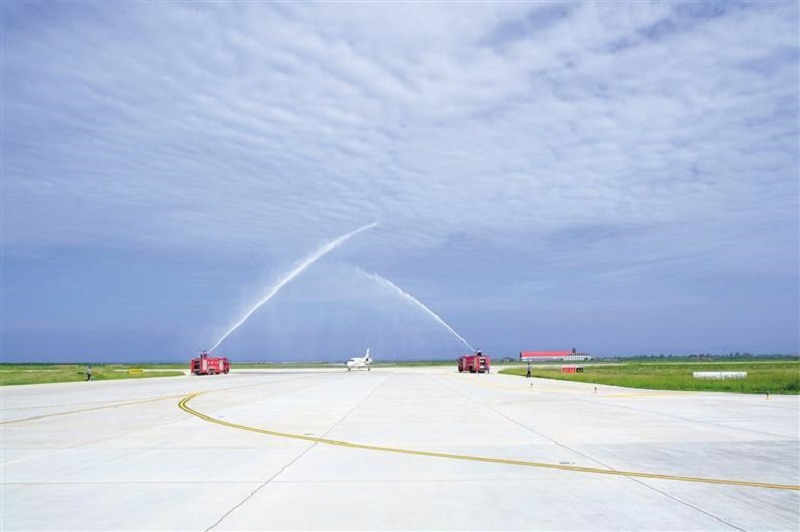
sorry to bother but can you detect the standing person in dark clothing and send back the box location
[86,365,93,381]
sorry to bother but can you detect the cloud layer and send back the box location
[2,1,798,359]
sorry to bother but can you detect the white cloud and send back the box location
[3,1,797,356]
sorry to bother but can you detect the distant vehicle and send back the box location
[190,352,230,375]
[458,350,491,373]
[520,348,592,362]
[346,348,373,371]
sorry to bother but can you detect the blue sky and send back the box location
[2,1,798,362]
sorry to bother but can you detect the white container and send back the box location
[692,371,747,380]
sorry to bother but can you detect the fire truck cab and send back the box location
[191,352,230,375]
[457,351,491,373]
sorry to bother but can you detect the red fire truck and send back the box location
[190,352,230,375]
[457,351,491,373]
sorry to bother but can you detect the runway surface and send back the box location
[2,367,799,531]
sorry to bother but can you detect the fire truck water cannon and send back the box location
[457,350,491,373]
[190,351,230,375]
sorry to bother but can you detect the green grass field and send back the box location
[0,364,184,386]
[500,360,800,394]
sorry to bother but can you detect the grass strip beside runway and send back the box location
[0,364,184,386]
[501,361,800,394]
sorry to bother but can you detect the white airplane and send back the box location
[346,348,373,371]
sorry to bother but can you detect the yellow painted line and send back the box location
[178,392,800,492]
[1,372,325,425]
[1,394,185,425]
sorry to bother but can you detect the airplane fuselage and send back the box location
[347,348,372,371]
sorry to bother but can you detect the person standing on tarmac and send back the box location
[86,365,93,381]
[526,363,531,379]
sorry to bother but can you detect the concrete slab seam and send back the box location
[0,394,186,425]
[457,374,793,440]
[204,442,318,532]
[439,376,748,530]
[0,373,327,426]
[204,375,380,531]
[177,392,800,492]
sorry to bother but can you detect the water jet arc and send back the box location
[208,222,378,352]
[358,268,475,352]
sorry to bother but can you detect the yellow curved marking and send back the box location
[178,392,799,492]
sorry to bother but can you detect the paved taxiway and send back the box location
[2,367,798,531]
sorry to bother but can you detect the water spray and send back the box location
[208,222,379,352]
[357,268,475,352]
